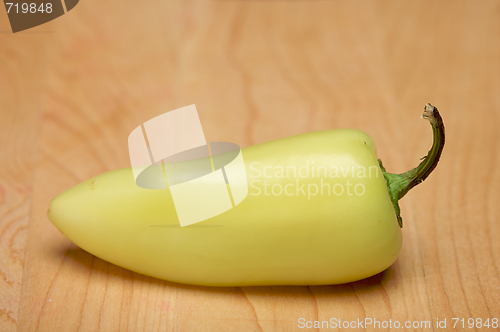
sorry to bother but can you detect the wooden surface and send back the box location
[1,0,499,331]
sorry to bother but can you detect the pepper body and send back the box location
[48,129,402,286]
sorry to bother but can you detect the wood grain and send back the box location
[0,11,51,332]
[0,0,499,331]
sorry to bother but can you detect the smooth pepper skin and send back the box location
[48,129,402,286]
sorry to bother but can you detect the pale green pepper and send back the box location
[48,104,444,286]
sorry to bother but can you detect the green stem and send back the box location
[379,103,445,228]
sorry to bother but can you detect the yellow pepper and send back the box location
[48,104,444,286]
